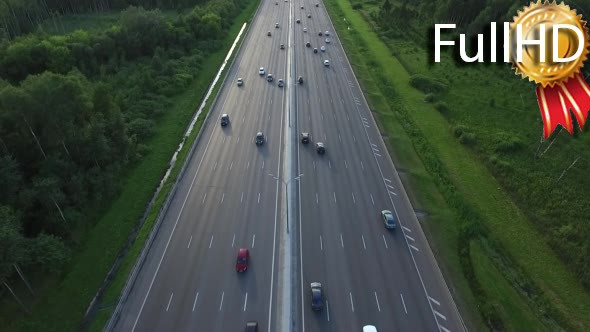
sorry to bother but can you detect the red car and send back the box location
[236,248,249,272]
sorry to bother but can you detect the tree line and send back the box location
[0,0,215,40]
[375,0,590,39]
[0,0,248,296]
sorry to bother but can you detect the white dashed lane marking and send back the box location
[166,293,173,311]
[192,292,199,312]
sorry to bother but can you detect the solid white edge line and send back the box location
[219,291,224,311]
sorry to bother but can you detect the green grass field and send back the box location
[323,0,590,330]
[0,1,258,331]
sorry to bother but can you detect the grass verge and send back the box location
[1,1,258,331]
[323,0,590,330]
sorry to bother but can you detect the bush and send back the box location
[452,124,470,137]
[352,3,363,9]
[435,101,449,112]
[409,73,449,94]
[459,132,477,145]
[493,132,524,153]
[423,93,436,103]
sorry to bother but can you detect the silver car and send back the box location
[381,210,396,229]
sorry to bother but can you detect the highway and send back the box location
[110,0,466,330]
[293,0,464,331]
[112,0,290,330]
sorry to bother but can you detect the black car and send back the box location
[246,321,258,332]
[310,282,324,311]
[306,41,311,47]
[220,114,230,126]
[255,132,265,145]
[298,76,303,84]
[318,31,323,36]
[280,44,285,49]
[301,132,310,144]
[315,3,319,7]
[307,14,311,18]
[313,48,318,53]
[316,142,325,154]
[296,19,301,23]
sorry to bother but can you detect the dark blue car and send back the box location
[310,282,323,311]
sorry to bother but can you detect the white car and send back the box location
[237,78,244,86]
[325,31,330,36]
[323,60,330,66]
[275,22,279,28]
[325,38,331,43]
[363,326,377,332]
[259,67,265,75]
[320,46,326,52]
[303,27,307,32]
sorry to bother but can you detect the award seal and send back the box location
[510,1,590,138]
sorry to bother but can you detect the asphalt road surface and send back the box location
[111,0,465,330]
[293,1,464,332]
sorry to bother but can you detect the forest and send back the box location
[0,0,248,295]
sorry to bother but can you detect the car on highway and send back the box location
[278,79,284,87]
[306,41,311,47]
[318,31,323,36]
[325,30,330,36]
[363,326,377,332]
[381,210,396,229]
[320,45,326,52]
[237,78,244,86]
[310,282,324,311]
[307,14,311,18]
[315,3,319,6]
[301,132,310,144]
[255,132,265,145]
[275,22,279,28]
[267,31,271,36]
[280,44,285,49]
[298,76,303,84]
[301,5,304,9]
[313,48,318,53]
[259,67,265,75]
[325,37,331,43]
[316,142,326,154]
[303,27,307,32]
[296,18,301,23]
[324,60,330,66]
[246,321,258,332]
[267,73,273,82]
[236,248,249,272]
[220,114,230,127]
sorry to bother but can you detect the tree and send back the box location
[0,206,27,282]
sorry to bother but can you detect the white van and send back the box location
[363,325,377,332]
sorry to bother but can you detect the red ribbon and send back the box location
[536,73,590,138]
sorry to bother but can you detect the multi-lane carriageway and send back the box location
[110,0,466,331]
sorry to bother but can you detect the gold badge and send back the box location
[510,1,589,87]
